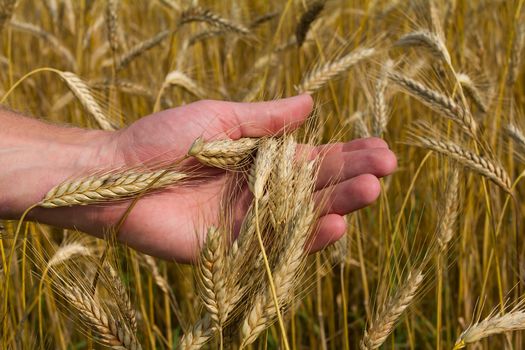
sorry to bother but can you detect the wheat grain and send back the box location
[360,270,424,350]
[40,169,187,208]
[437,167,460,250]
[103,263,137,333]
[48,243,92,268]
[297,47,376,94]
[178,314,214,350]
[506,123,525,152]
[248,138,279,199]
[163,70,207,99]
[508,22,524,87]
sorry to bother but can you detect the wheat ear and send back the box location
[388,71,477,134]
[9,19,76,69]
[295,1,325,47]
[372,60,393,136]
[437,167,460,250]
[163,70,207,99]
[412,135,512,193]
[394,30,451,65]
[180,6,251,36]
[40,169,187,208]
[454,307,525,349]
[508,22,524,87]
[63,286,142,350]
[117,30,171,70]
[189,137,259,169]
[57,71,117,130]
[360,270,424,350]
[297,47,376,94]
[506,123,525,152]
[456,73,488,113]
[103,263,137,332]
[240,160,316,348]
[178,314,215,350]
[105,0,120,55]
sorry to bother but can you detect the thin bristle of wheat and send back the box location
[105,0,120,55]
[180,6,251,36]
[0,0,16,32]
[298,47,376,94]
[414,136,512,192]
[104,263,137,333]
[437,167,459,250]
[360,270,424,350]
[388,71,477,134]
[454,309,525,349]
[63,286,141,350]
[394,30,451,65]
[58,71,116,131]
[117,30,171,70]
[456,73,488,113]
[189,137,259,169]
[372,60,392,136]
[40,169,187,208]
[295,1,324,47]
[163,70,207,99]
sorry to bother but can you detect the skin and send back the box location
[0,94,397,263]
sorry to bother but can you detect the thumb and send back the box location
[221,94,313,138]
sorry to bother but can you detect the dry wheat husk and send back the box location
[189,137,259,169]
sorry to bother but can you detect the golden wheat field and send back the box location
[1,0,525,349]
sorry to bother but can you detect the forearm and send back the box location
[0,107,118,219]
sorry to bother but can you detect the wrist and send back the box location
[0,111,120,218]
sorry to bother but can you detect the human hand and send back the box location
[1,95,396,263]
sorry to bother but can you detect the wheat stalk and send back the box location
[189,137,259,169]
[360,270,424,350]
[297,47,376,94]
[411,135,512,193]
[62,286,142,350]
[40,169,187,208]
[388,71,477,134]
[180,6,251,36]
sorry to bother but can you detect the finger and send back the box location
[315,174,381,216]
[219,94,314,138]
[310,137,390,157]
[308,214,347,253]
[315,147,397,189]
